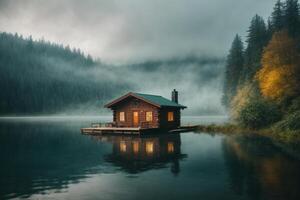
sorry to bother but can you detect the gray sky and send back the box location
[0,0,275,63]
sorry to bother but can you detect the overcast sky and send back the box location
[0,0,275,63]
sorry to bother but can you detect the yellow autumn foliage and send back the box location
[256,31,300,103]
[230,84,256,120]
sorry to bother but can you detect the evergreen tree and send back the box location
[222,35,244,107]
[0,32,129,114]
[266,17,274,41]
[283,0,300,37]
[271,0,284,32]
[240,15,268,84]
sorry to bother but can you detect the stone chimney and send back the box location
[171,89,178,103]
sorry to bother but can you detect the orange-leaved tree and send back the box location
[256,30,300,103]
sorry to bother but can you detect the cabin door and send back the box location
[133,111,139,127]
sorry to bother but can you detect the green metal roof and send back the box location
[133,93,186,108]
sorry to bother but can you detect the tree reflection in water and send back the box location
[222,135,300,200]
[0,121,112,199]
[94,133,187,175]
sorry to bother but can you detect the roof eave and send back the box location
[104,92,162,109]
[161,105,187,109]
[104,92,132,108]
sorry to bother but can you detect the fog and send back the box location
[0,0,275,115]
[57,57,225,115]
[0,0,274,63]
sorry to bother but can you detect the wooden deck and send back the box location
[81,125,197,135]
[81,127,143,135]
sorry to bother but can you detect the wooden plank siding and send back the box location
[109,95,182,130]
[158,107,181,129]
[111,97,159,128]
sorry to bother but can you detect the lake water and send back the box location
[1,116,300,200]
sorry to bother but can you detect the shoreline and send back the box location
[196,123,300,144]
[196,124,300,160]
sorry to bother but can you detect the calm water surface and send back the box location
[0,116,300,200]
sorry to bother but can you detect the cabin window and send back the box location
[146,111,153,122]
[168,112,174,121]
[119,112,125,122]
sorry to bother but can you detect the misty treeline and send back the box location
[0,32,129,115]
[0,31,225,115]
[223,0,300,132]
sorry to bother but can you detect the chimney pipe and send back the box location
[171,89,178,103]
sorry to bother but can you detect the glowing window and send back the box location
[120,141,126,152]
[133,141,139,154]
[146,111,153,122]
[168,112,174,121]
[119,112,125,122]
[167,142,174,153]
[146,141,154,154]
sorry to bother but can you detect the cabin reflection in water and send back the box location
[95,133,186,175]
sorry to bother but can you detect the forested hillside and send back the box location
[0,32,225,115]
[223,0,300,132]
[0,32,129,115]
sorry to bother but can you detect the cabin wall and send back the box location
[112,97,159,128]
[158,107,181,129]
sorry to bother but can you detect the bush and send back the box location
[288,97,300,114]
[230,83,258,120]
[273,111,300,131]
[238,100,282,129]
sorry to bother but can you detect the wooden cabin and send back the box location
[104,89,186,130]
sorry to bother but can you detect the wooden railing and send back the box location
[91,121,154,129]
[91,123,102,128]
[91,122,116,128]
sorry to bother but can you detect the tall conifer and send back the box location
[283,0,300,37]
[222,35,244,107]
[271,0,284,32]
[240,15,268,84]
